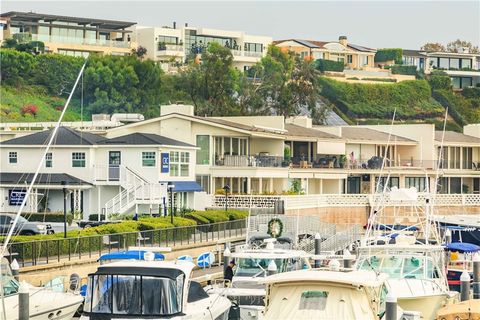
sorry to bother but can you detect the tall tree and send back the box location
[421,42,445,52]
[446,39,479,53]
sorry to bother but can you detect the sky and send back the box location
[2,1,479,49]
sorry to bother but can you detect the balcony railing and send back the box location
[157,44,184,52]
[28,34,130,48]
[231,50,263,58]
[215,155,288,168]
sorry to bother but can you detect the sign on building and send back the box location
[161,153,170,173]
[9,189,26,206]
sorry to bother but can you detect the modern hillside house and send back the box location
[273,36,376,69]
[0,11,136,57]
[0,127,204,218]
[402,49,480,89]
[134,23,272,72]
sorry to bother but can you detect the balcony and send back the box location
[28,34,130,48]
[215,155,288,168]
[231,50,263,59]
[157,44,183,52]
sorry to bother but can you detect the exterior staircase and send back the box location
[103,166,167,219]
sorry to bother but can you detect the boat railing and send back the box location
[5,219,247,268]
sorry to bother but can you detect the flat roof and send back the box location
[1,11,136,29]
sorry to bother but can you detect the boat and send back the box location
[0,258,84,320]
[261,268,392,320]
[356,186,457,319]
[435,299,480,320]
[80,254,231,319]
[434,215,480,244]
[444,242,480,291]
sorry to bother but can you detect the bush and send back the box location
[432,90,480,125]
[22,212,74,225]
[429,75,452,91]
[361,78,397,83]
[21,104,38,117]
[461,87,480,99]
[374,48,403,64]
[315,59,344,72]
[390,65,417,76]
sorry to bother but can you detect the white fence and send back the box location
[211,193,480,210]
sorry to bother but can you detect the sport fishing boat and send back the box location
[0,258,84,320]
[261,268,391,320]
[356,186,457,319]
[207,237,311,320]
[444,242,480,291]
[80,255,231,320]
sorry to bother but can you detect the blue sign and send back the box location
[9,189,26,206]
[161,153,169,173]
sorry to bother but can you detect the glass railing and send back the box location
[28,34,130,48]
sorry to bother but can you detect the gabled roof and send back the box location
[0,172,90,186]
[2,126,104,146]
[274,39,375,52]
[99,133,195,147]
[435,131,480,144]
[341,127,416,144]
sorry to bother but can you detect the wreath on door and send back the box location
[267,218,284,238]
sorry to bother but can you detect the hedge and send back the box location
[432,90,479,125]
[429,75,452,91]
[22,212,74,225]
[315,59,344,72]
[390,65,417,76]
[318,77,444,119]
[374,48,403,64]
[185,210,248,224]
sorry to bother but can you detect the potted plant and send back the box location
[339,154,347,168]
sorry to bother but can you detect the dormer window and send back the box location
[9,152,17,164]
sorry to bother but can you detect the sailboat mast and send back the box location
[0,61,88,257]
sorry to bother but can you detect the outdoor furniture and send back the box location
[137,232,150,245]
[300,160,312,168]
[102,235,119,248]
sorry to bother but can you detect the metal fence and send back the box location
[8,219,247,267]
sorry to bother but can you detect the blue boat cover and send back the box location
[444,242,480,253]
[161,181,204,192]
[375,224,418,231]
[98,250,165,261]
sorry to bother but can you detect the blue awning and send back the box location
[99,250,165,261]
[161,181,204,192]
[444,242,480,253]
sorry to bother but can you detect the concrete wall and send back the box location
[250,138,284,156]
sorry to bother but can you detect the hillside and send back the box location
[0,86,82,122]
[318,77,479,131]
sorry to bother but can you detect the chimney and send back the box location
[339,36,348,47]
[173,21,176,29]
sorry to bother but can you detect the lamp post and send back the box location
[223,185,230,212]
[61,181,68,238]
[167,182,175,224]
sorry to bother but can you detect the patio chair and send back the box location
[137,232,150,245]
[102,235,119,248]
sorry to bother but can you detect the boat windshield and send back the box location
[1,259,19,296]
[235,258,294,277]
[358,256,439,280]
[84,273,184,316]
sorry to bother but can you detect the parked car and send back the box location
[0,214,53,235]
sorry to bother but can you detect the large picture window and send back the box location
[405,177,427,192]
[72,152,86,167]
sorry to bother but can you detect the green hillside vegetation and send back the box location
[319,77,444,120]
[433,88,480,125]
[0,86,82,122]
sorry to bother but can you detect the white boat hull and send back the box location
[397,294,448,320]
[3,288,83,320]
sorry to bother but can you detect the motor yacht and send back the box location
[80,256,231,319]
[0,258,84,320]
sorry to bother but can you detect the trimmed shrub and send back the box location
[432,90,480,125]
[429,75,452,91]
[315,59,344,72]
[390,65,417,76]
[361,78,397,83]
[22,212,74,225]
[374,48,403,64]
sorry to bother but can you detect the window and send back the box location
[72,152,86,167]
[347,55,353,64]
[196,175,210,194]
[9,152,17,164]
[449,58,460,69]
[463,147,472,169]
[142,152,156,167]
[450,146,461,169]
[405,177,426,192]
[439,58,449,69]
[170,151,189,177]
[461,59,472,69]
[45,153,52,168]
[299,291,328,310]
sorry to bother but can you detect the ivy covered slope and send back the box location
[319,77,444,120]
